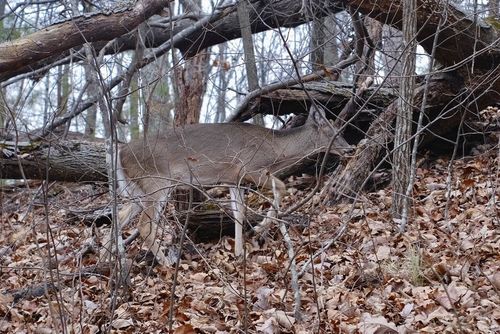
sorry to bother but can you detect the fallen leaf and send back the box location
[111,318,134,329]
[399,303,414,318]
[174,324,196,334]
[274,310,295,330]
[256,317,278,334]
[376,246,391,260]
[488,271,500,290]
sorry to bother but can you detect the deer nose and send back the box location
[344,145,355,156]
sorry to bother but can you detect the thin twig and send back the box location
[279,221,301,320]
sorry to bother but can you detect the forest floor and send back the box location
[1,123,499,333]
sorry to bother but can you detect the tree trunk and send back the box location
[489,0,499,17]
[173,0,211,126]
[381,27,404,86]
[129,75,140,139]
[363,18,382,76]
[173,52,210,127]
[0,0,172,75]
[0,1,5,138]
[237,0,264,126]
[215,44,231,123]
[83,42,99,138]
[310,16,325,71]
[0,140,107,182]
[56,65,70,118]
[392,0,418,225]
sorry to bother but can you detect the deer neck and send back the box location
[266,125,323,173]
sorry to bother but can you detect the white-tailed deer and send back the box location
[108,107,351,266]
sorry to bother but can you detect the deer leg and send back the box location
[137,193,175,266]
[100,202,141,263]
[229,187,246,257]
[254,176,286,234]
[118,202,141,227]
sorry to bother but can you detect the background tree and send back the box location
[392,0,418,229]
[172,0,211,126]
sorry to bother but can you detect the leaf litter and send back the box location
[0,143,498,333]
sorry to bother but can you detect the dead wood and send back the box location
[0,0,172,79]
[324,72,468,204]
[6,283,59,303]
[345,0,499,70]
[0,140,107,182]
[68,203,263,243]
[0,0,343,83]
[3,264,114,303]
[231,81,396,122]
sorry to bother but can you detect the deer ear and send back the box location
[307,104,329,127]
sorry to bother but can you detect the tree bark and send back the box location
[214,44,231,123]
[234,81,397,122]
[173,50,210,126]
[0,0,172,75]
[129,76,140,139]
[237,0,264,126]
[347,0,499,70]
[173,1,211,126]
[80,0,98,140]
[489,0,499,17]
[392,0,418,222]
[0,140,107,182]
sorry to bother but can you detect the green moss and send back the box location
[485,17,500,30]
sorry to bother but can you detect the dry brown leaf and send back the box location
[253,287,274,311]
[376,245,391,260]
[191,272,208,282]
[0,292,13,306]
[256,316,279,334]
[359,313,399,334]
[488,271,500,290]
[274,310,295,329]
[399,303,414,318]
[428,306,454,325]
[111,318,134,329]
[0,320,11,333]
[34,327,53,334]
[174,324,196,334]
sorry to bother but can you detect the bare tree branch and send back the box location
[0,0,172,74]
